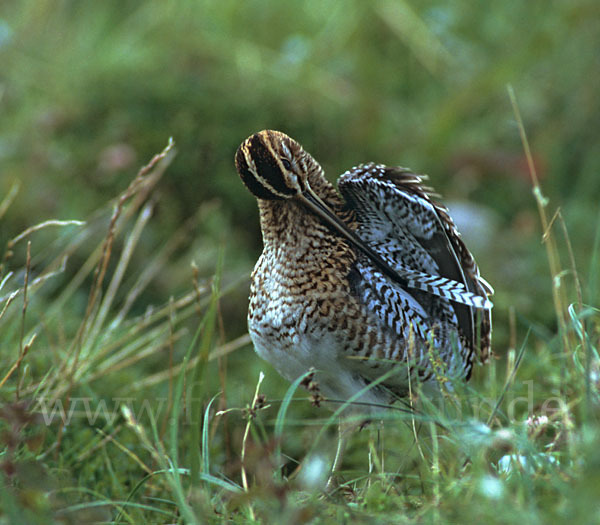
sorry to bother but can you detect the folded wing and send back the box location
[338,163,492,376]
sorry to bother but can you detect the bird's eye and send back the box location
[281,158,292,170]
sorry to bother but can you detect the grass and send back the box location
[1,101,599,523]
[1,1,600,523]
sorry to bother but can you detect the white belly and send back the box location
[249,305,388,409]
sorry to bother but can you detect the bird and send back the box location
[235,130,492,413]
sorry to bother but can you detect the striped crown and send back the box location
[235,130,313,200]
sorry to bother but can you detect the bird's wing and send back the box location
[338,163,492,369]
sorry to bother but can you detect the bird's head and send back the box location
[235,129,368,254]
[235,129,320,200]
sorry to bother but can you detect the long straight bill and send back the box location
[297,185,492,310]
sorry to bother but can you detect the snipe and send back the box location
[235,130,492,411]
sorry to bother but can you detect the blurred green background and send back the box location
[1,0,599,520]
[2,0,599,385]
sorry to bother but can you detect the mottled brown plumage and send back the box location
[235,130,492,411]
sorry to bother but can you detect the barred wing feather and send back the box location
[338,163,492,368]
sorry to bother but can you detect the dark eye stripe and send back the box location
[246,134,297,197]
[235,145,282,200]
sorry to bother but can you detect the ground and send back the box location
[0,1,599,523]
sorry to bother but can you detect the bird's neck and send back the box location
[256,176,350,257]
[256,199,327,250]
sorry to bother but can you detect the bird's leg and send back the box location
[379,422,384,474]
[326,417,384,491]
[367,420,384,487]
[326,418,347,491]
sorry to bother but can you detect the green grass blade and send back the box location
[190,247,223,485]
[486,328,530,427]
[274,370,314,441]
[202,392,220,475]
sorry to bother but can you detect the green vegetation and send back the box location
[1,1,599,522]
